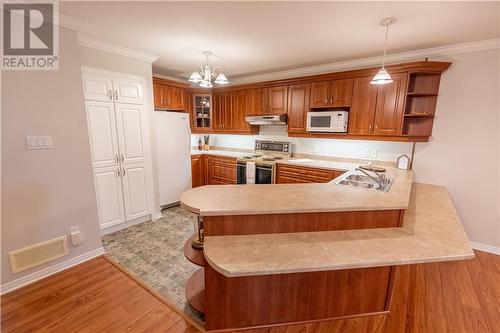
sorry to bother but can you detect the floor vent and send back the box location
[9,236,69,273]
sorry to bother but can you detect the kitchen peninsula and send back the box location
[180,166,474,331]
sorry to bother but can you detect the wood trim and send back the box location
[153,76,190,88]
[288,132,430,142]
[203,210,404,236]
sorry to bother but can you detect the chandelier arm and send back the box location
[212,66,221,76]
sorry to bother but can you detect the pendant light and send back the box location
[188,51,229,88]
[371,17,396,85]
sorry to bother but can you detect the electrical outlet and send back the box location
[363,148,370,158]
[70,226,82,246]
[369,149,377,159]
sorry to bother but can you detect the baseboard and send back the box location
[470,241,500,255]
[0,247,105,295]
[100,214,151,235]
[153,212,163,220]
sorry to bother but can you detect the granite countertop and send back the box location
[180,167,414,216]
[203,183,475,277]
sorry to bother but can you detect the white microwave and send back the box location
[306,111,349,133]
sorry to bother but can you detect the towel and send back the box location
[246,162,256,184]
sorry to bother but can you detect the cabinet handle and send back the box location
[115,154,119,164]
[369,124,372,132]
[121,154,124,163]
[324,98,328,104]
[114,90,118,100]
[107,89,113,100]
[116,168,120,177]
[122,167,126,176]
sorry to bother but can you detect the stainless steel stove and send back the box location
[237,140,292,184]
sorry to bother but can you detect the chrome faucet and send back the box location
[355,168,388,190]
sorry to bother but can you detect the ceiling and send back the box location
[60,1,499,81]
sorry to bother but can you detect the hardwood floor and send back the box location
[1,250,499,333]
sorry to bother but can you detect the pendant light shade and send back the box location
[188,51,229,87]
[371,68,393,85]
[371,17,396,85]
[188,71,202,83]
[214,72,229,85]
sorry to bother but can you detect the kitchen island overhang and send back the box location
[180,175,474,331]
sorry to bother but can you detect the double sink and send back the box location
[334,170,394,192]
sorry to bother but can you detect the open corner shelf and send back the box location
[185,268,205,314]
[184,234,205,266]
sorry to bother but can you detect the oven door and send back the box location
[237,162,247,184]
[256,165,273,184]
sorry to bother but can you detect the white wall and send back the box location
[192,126,413,162]
[1,28,102,287]
[413,49,500,249]
[79,45,161,217]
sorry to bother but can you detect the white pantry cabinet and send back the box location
[83,68,152,232]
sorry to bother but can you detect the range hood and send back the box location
[245,114,287,125]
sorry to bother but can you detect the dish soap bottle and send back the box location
[197,138,203,151]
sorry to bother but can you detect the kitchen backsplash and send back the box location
[191,126,413,162]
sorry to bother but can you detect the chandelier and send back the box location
[188,51,229,88]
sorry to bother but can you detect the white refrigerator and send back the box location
[154,111,192,207]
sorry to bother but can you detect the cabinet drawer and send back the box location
[276,164,341,184]
[209,156,236,184]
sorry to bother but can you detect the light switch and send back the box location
[26,136,52,150]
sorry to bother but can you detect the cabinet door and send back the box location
[185,90,193,116]
[203,155,211,185]
[113,78,143,104]
[222,92,234,130]
[331,79,354,107]
[268,85,288,114]
[287,83,310,133]
[309,81,330,108]
[232,90,252,132]
[191,155,203,188]
[85,101,120,168]
[212,93,225,131]
[252,88,268,115]
[210,156,236,184]
[82,72,114,102]
[348,76,378,135]
[93,166,125,229]
[167,86,186,110]
[373,73,408,136]
[121,163,150,221]
[153,83,165,109]
[115,103,148,164]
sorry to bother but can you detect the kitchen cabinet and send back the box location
[153,77,187,111]
[287,83,310,134]
[191,155,237,186]
[251,85,288,115]
[191,155,204,188]
[84,69,152,231]
[212,90,258,134]
[276,163,345,184]
[82,72,143,105]
[349,73,408,136]
[93,165,125,229]
[192,94,212,133]
[310,79,353,108]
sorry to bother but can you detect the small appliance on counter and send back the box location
[397,154,411,170]
[237,140,291,184]
[306,110,348,133]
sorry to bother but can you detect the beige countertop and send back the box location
[203,183,474,277]
[181,167,414,216]
[191,149,249,158]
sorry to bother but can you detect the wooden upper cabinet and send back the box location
[310,81,330,108]
[287,83,310,134]
[252,88,268,115]
[232,90,252,132]
[212,93,225,131]
[268,85,288,114]
[153,78,187,111]
[331,79,353,107]
[310,79,353,108]
[349,76,378,135]
[251,85,287,115]
[372,73,408,136]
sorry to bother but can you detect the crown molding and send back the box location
[78,35,159,63]
[230,38,500,85]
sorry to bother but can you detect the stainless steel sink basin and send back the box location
[345,174,374,182]
[334,170,394,192]
[337,179,375,189]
